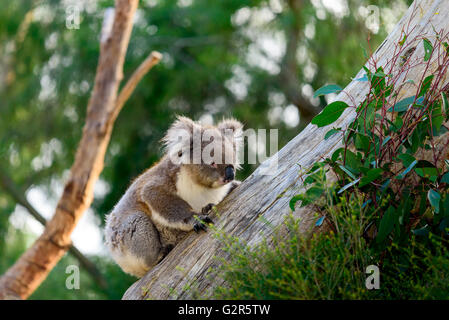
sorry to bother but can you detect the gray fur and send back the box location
[104,117,243,277]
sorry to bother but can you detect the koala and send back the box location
[104,116,243,277]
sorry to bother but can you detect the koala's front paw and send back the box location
[229,180,241,192]
[193,214,214,233]
[201,203,215,215]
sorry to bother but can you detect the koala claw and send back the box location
[193,214,214,233]
[201,203,215,214]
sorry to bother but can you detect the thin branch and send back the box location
[113,51,162,121]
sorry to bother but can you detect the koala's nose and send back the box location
[224,165,234,182]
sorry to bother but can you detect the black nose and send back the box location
[224,166,234,182]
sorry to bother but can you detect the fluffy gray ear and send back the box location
[218,118,243,150]
[162,116,198,162]
[218,118,244,169]
[217,118,243,141]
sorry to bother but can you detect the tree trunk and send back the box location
[123,0,449,300]
[279,0,319,124]
[0,0,142,300]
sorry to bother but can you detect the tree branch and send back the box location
[114,51,162,121]
[0,167,108,290]
[0,0,161,299]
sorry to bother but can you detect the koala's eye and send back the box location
[210,162,218,168]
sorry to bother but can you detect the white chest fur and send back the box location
[176,167,231,212]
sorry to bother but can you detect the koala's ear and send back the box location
[162,116,198,161]
[217,118,243,141]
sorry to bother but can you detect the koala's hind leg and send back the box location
[105,211,165,278]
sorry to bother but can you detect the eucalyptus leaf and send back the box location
[418,75,434,97]
[338,178,361,194]
[359,168,383,187]
[415,161,439,182]
[377,206,397,243]
[324,128,340,140]
[388,96,415,112]
[354,74,368,82]
[396,160,418,179]
[289,195,303,211]
[442,92,449,119]
[428,189,441,213]
[311,101,350,127]
[339,165,357,180]
[441,172,449,184]
[412,224,430,236]
[315,216,325,227]
[423,38,433,61]
[313,84,342,98]
[397,153,416,167]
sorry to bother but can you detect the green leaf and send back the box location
[418,75,434,97]
[412,224,430,236]
[357,101,376,127]
[380,178,391,193]
[415,160,439,182]
[441,172,449,184]
[415,167,439,182]
[442,92,449,119]
[395,159,418,179]
[289,195,302,211]
[324,128,340,140]
[392,116,404,132]
[388,96,415,112]
[377,206,397,243]
[397,153,416,167]
[305,186,324,201]
[354,74,368,82]
[371,67,387,96]
[428,189,441,213]
[339,164,357,180]
[355,133,370,152]
[331,148,344,162]
[311,101,350,127]
[344,150,361,174]
[290,183,326,209]
[430,102,444,135]
[338,178,361,194]
[315,216,325,227]
[313,84,342,98]
[423,38,433,61]
[409,121,427,153]
[443,42,449,56]
[359,168,383,187]
[398,33,407,46]
[381,136,391,147]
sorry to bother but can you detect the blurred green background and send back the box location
[0,0,411,299]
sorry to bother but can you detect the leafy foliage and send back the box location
[213,193,449,299]
[299,30,449,250]
[213,24,449,300]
